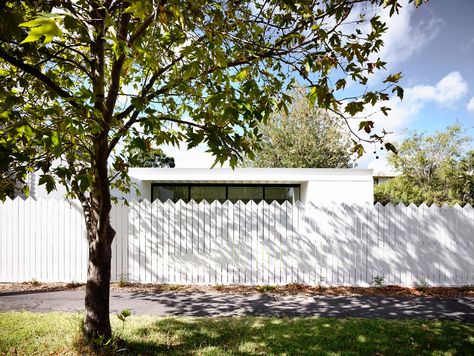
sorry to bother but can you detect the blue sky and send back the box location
[163,0,474,170]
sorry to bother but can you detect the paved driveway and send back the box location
[1,290,473,322]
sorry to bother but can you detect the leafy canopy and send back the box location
[0,0,413,200]
[375,124,474,206]
[242,86,355,168]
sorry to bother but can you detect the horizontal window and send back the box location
[152,184,300,204]
[228,186,263,203]
[152,185,188,203]
[190,186,226,203]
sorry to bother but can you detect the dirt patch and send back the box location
[0,281,84,294]
[2,282,473,298]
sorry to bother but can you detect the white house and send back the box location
[126,168,374,205]
[25,168,374,204]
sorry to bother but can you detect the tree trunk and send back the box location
[84,229,114,340]
[83,138,115,340]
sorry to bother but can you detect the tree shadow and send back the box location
[117,316,474,355]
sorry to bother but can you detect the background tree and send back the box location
[375,124,474,205]
[124,143,175,168]
[0,0,413,340]
[242,86,355,168]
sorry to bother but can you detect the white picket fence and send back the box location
[0,198,473,286]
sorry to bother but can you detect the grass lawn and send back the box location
[1,312,473,355]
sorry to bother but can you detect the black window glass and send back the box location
[264,186,300,204]
[152,185,188,202]
[228,186,263,203]
[190,186,226,203]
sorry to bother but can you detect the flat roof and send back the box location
[128,168,373,183]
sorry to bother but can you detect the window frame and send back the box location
[151,183,300,203]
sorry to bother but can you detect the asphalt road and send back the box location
[1,290,473,322]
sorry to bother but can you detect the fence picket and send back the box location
[0,198,473,286]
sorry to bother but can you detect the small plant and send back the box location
[414,279,429,292]
[461,284,474,292]
[29,278,41,286]
[371,275,384,288]
[167,284,183,291]
[256,285,276,293]
[214,284,225,291]
[317,276,326,292]
[117,273,129,288]
[116,309,131,338]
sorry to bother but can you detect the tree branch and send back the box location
[0,47,80,109]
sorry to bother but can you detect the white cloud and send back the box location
[406,71,468,106]
[467,97,474,114]
[375,1,442,68]
[355,71,468,169]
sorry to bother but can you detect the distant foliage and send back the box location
[375,125,474,205]
[242,86,355,168]
[125,146,175,168]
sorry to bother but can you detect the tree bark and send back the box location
[84,233,113,340]
[83,137,116,340]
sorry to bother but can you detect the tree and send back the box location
[124,145,175,168]
[0,0,414,339]
[242,86,355,168]
[374,125,474,205]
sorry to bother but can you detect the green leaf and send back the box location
[392,86,404,100]
[384,142,398,154]
[380,106,391,116]
[77,174,90,192]
[20,16,63,44]
[358,120,374,134]
[383,72,402,84]
[123,0,147,20]
[352,142,365,158]
[38,174,56,193]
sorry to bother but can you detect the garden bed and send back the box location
[1,282,473,298]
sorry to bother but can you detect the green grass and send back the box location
[1,312,474,355]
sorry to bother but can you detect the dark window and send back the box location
[264,186,299,204]
[152,185,188,202]
[190,186,226,203]
[228,186,263,203]
[151,184,301,203]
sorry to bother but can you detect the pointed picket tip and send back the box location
[395,202,406,209]
[245,200,258,207]
[222,199,233,207]
[209,199,222,207]
[453,203,463,210]
[340,202,351,210]
[294,200,304,209]
[419,203,429,209]
[269,200,281,208]
[188,199,198,206]
[197,199,211,207]
[374,202,384,208]
[281,200,292,209]
[163,198,175,206]
[440,203,450,209]
[463,203,472,210]
[234,200,246,208]
[407,202,417,209]
[257,200,268,207]
[429,203,440,210]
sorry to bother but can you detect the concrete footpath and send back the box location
[1,290,473,322]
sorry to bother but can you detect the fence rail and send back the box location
[1,198,473,286]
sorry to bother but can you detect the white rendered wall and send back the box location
[126,169,374,205]
[304,180,374,205]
